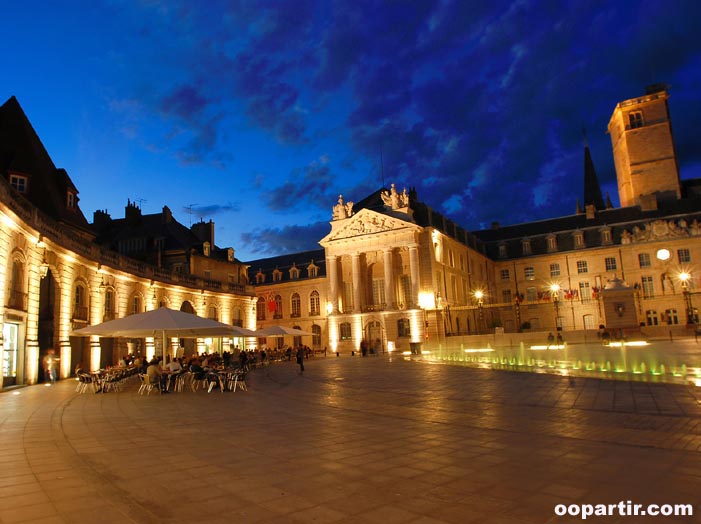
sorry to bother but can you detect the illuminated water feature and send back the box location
[416,338,701,385]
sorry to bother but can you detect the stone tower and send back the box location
[607,84,681,208]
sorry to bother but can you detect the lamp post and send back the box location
[680,272,694,325]
[550,283,561,330]
[474,290,484,335]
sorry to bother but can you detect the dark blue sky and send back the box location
[4,1,701,260]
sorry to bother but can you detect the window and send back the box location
[641,276,654,298]
[526,287,537,302]
[601,228,612,245]
[310,290,320,316]
[9,174,28,193]
[459,254,465,271]
[577,260,588,274]
[573,231,584,248]
[312,325,321,346]
[646,310,658,326]
[605,257,617,271]
[308,265,318,278]
[522,239,531,255]
[274,295,282,319]
[255,270,265,284]
[104,290,114,320]
[273,269,282,282]
[502,289,512,303]
[340,322,352,340]
[639,253,651,268]
[500,269,510,280]
[498,244,507,258]
[449,250,455,268]
[579,281,591,301]
[208,306,218,321]
[289,265,299,279]
[678,249,691,263]
[550,263,560,277]
[342,282,353,313]
[629,111,644,129]
[372,278,386,307]
[291,293,301,317]
[524,267,535,280]
[256,297,266,320]
[400,275,412,307]
[66,191,76,209]
[665,309,679,325]
[397,318,411,337]
[131,296,141,315]
[546,235,557,252]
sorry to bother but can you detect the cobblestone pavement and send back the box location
[1,355,701,524]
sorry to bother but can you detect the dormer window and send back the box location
[203,242,211,257]
[66,190,77,209]
[255,270,265,284]
[573,230,585,249]
[10,174,28,193]
[600,227,612,246]
[308,262,318,278]
[273,268,282,282]
[521,238,532,256]
[290,264,300,280]
[498,243,507,258]
[546,234,557,253]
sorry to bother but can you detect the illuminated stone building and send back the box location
[0,96,255,389]
[2,85,701,389]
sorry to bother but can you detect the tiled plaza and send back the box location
[1,354,701,524]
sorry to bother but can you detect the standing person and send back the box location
[296,346,305,374]
[44,349,59,383]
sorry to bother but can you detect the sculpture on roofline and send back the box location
[332,194,354,220]
[381,183,409,210]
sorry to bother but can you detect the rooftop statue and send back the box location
[332,194,354,220]
[381,183,409,210]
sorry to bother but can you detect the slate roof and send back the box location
[0,96,92,234]
[246,249,326,285]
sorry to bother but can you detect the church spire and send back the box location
[583,130,605,210]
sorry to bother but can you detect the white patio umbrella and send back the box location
[254,325,314,337]
[71,307,241,364]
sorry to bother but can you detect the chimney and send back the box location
[585,204,596,219]
[125,199,142,225]
[191,219,215,246]
[92,209,112,233]
[162,206,173,223]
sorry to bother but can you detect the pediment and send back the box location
[320,208,420,244]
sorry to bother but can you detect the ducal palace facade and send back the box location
[1,84,700,388]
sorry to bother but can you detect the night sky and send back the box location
[4,1,701,261]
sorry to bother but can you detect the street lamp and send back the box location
[679,272,694,325]
[474,290,484,334]
[550,283,561,330]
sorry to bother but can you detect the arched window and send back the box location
[310,290,320,316]
[208,306,218,320]
[74,284,88,320]
[274,295,283,319]
[312,324,321,347]
[8,260,26,310]
[291,293,301,317]
[257,297,266,321]
[233,307,242,327]
[131,295,142,315]
[104,289,115,320]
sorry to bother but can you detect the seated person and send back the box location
[146,359,167,392]
[189,359,207,380]
[166,357,183,373]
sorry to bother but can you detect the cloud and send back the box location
[263,156,336,211]
[182,202,240,220]
[240,221,330,257]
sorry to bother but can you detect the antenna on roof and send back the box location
[134,198,147,209]
[185,203,199,226]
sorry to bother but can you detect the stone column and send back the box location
[409,243,420,308]
[352,253,362,313]
[327,254,339,313]
[383,248,394,309]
